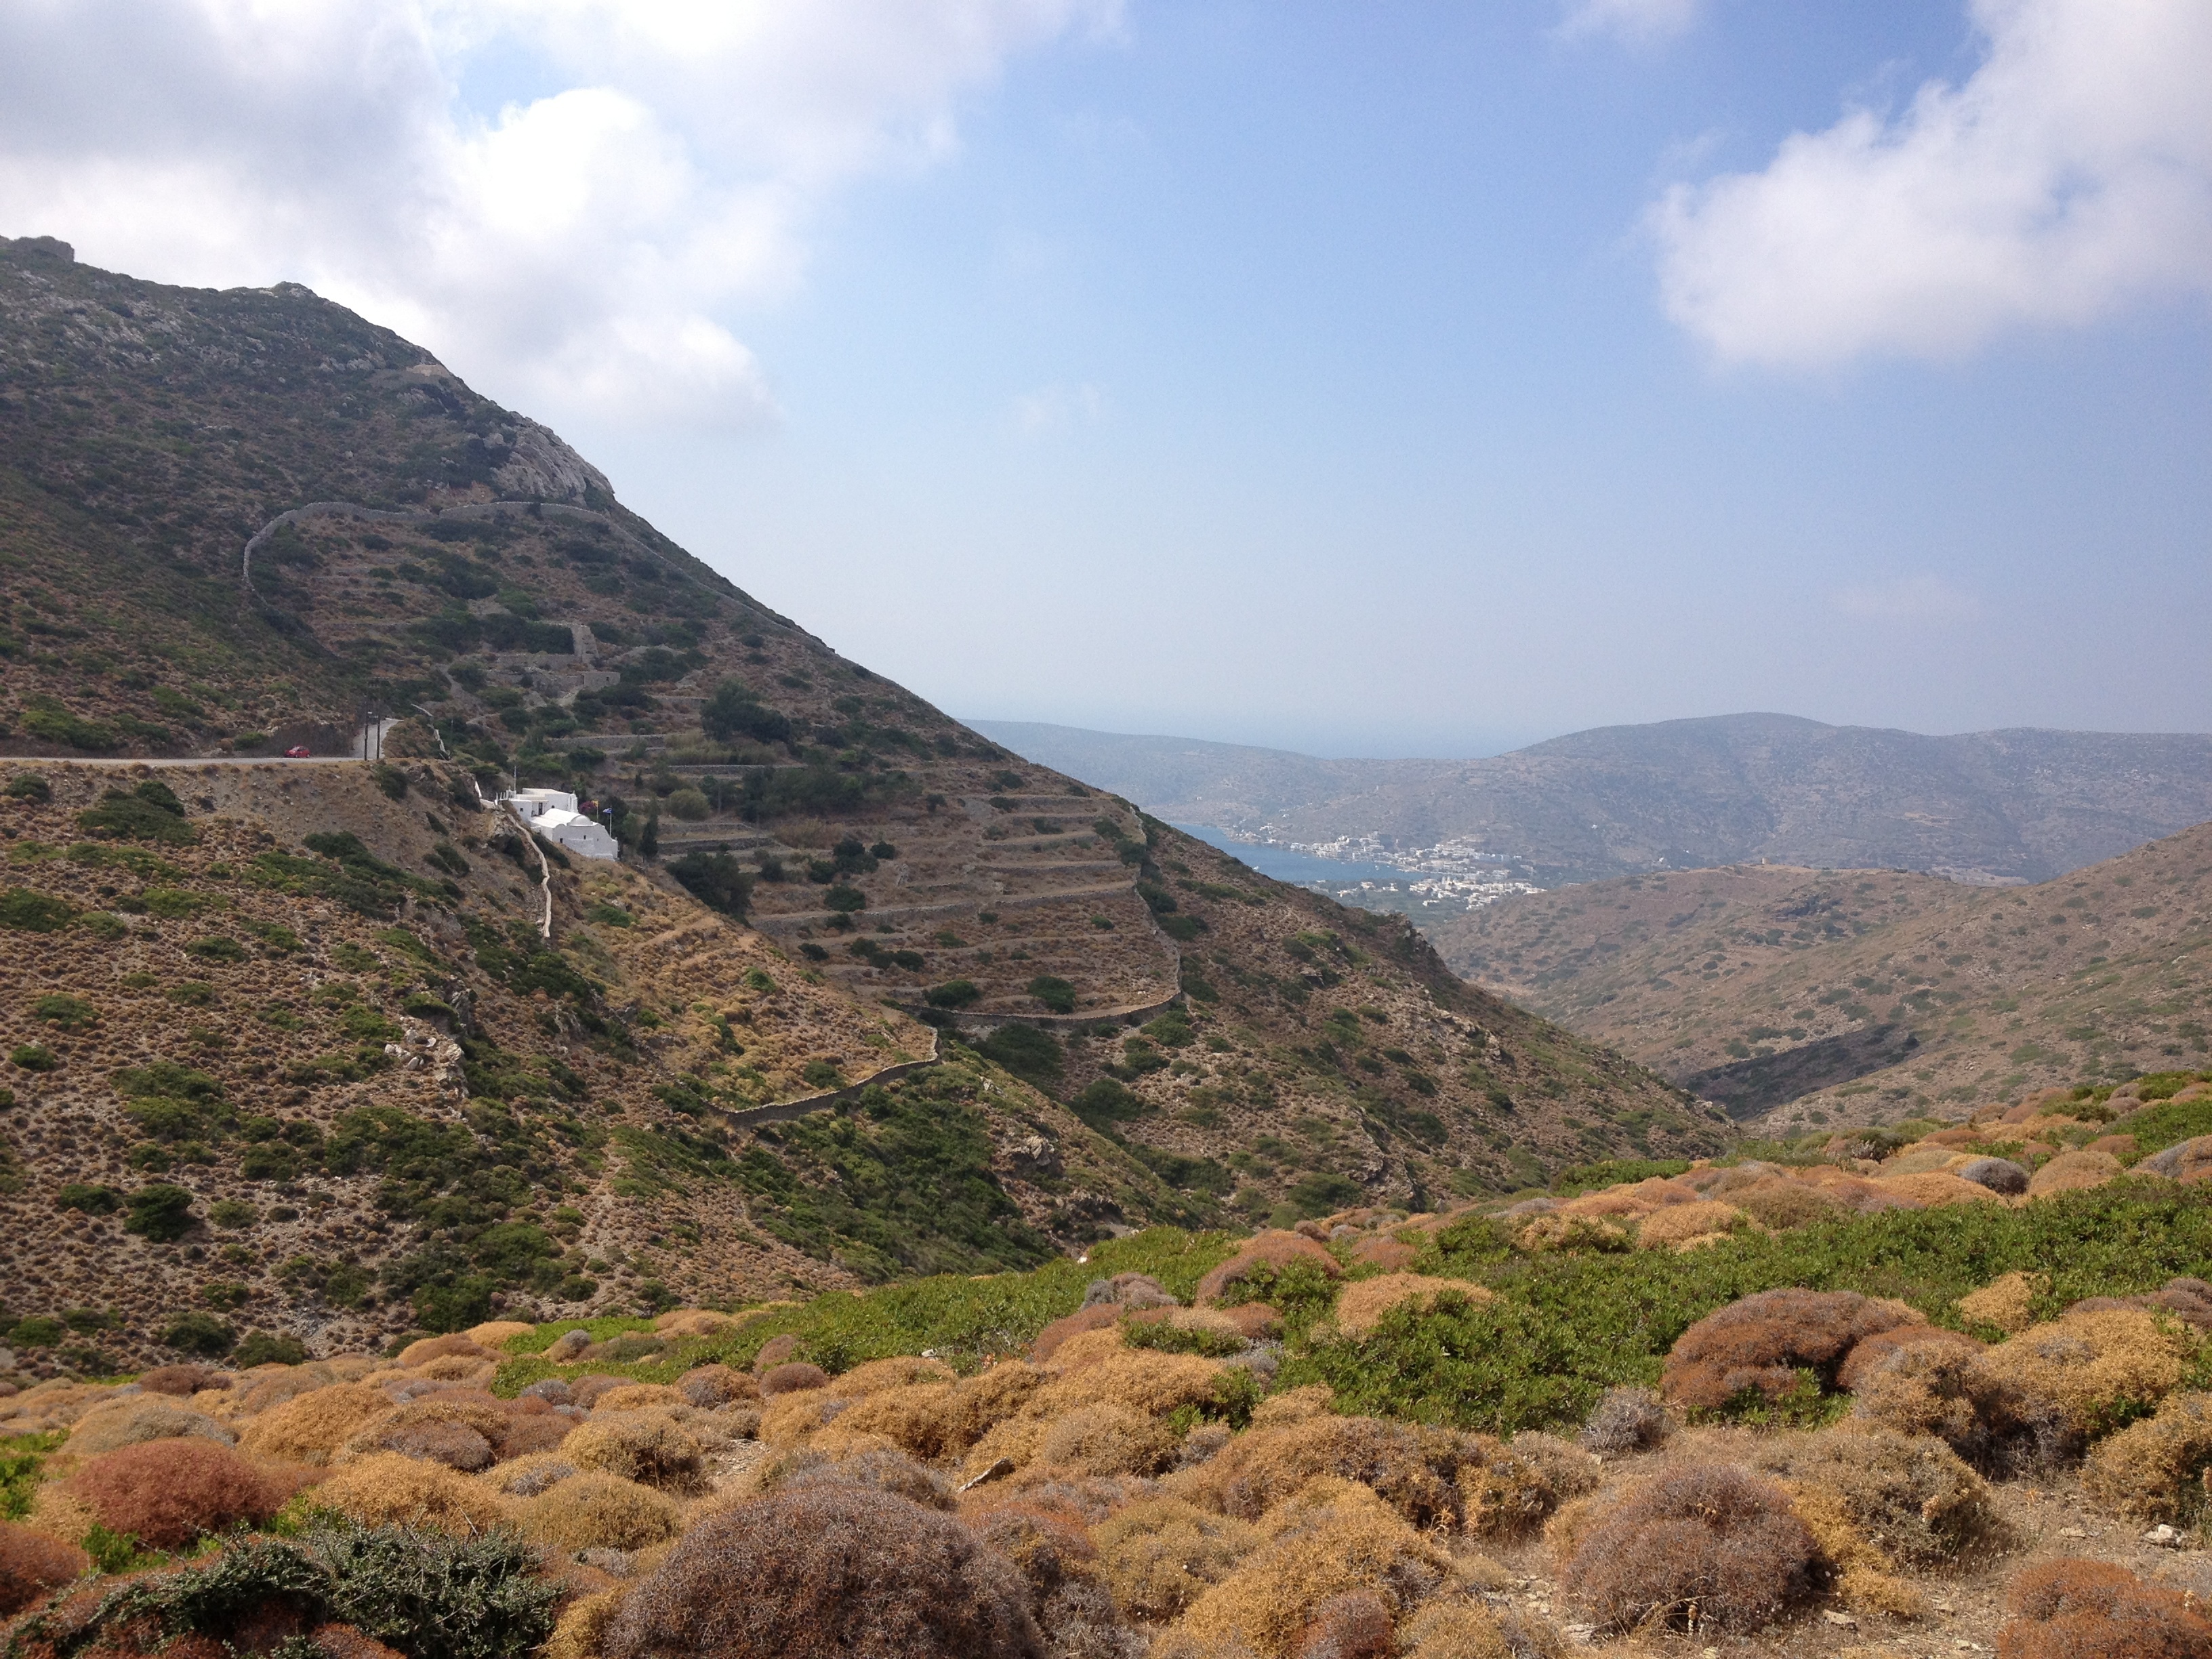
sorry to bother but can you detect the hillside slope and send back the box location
[1427,822,2212,1128]
[0,239,1726,1367]
[981,712,2212,888]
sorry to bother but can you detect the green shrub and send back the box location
[700,680,794,746]
[1553,1158,1693,1197]
[1072,1078,1146,1127]
[665,851,750,918]
[125,1183,198,1242]
[1027,975,1076,1014]
[186,935,245,962]
[58,1183,123,1214]
[31,993,98,1031]
[230,1331,308,1366]
[9,1044,57,1072]
[824,884,867,914]
[973,1025,1063,1088]
[4,774,51,803]
[6,1315,64,1349]
[665,787,710,821]
[208,1199,258,1229]
[159,1311,234,1356]
[77,784,195,843]
[22,701,119,753]
[372,762,410,800]
[924,979,981,1009]
[0,887,75,932]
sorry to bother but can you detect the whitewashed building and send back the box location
[503,788,619,861]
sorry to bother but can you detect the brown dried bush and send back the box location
[516,1473,682,1553]
[1348,1237,1417,1273]
[1458,1433,1599,1538]
[1397,1597,1563,1659]
[464,1318,537,1349]
[569,1374,634,1409]
[546,1587,630,1659]
[397,1334,492,1368]
[240,1389,405,1469]
[676,1364,756,1408]
[1997,1558,2212,1659]
[1959,1272,2047,1335]
[369,1419,495,1472]
[966,1500,1098,1611]
[496,1413,575,1459]
[1032,1404,1176,1479]
[66,1399,236,1456]
[1090,1498,1261,1621]
[2068,1277,2212,1332]
[758,1362,830,1397]
[594,1385,686,1412]
[1193,1232,1342,1308]
[1836,1324,1985,1392]
[1175,1479,1452,1659]
[1291,1591,1393,1659]
[1577,1387,1671,1456]
[602,1483,1043,1659]
[1980,1308,2192,1439]
[237,1365,344,1416]
[1635,1202,1750,1249]
[751,1334,802,1372]
[136,1366,230,1399]
[2083,1391,2212,1522]
[1333,1275,1490,1338]
[830,1357,958,1398]
[1726,1180,1845,1231]
[764,1446,957,1511]
[1179,1415,1465,1531]
[1660,1288,1926,1414]
[2026,1149,2122,1197]
[311,1451,512,1534]
[564,1410,706,1492]
[1753,1425,2001,1566]
[64,1438,283,1549]
[1032,1306,1122,1364]
[482,1450,580,1497]
[1561,1465,1819,1634]
[0,1521,87,1616]
[1849,1342,2062,1474]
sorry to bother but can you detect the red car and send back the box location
[284,745,312,758]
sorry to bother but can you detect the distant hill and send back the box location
[975,714,2212,887]
[0,238,1726,1365]
[1425,820,2212,1128]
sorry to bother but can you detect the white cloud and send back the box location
[1832,575,1980,623]
[0,0,1120,426]
[1013,381,1105,437]
[1556,0,1704,47]
[1650,0,2212,367]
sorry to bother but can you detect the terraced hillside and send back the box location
[0,239,1731,1368]
[1429,823,2212,1129]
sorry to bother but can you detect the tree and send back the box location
[701,679,794,745]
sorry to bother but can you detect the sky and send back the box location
[2,0,2208,757]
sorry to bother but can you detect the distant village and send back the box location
[1230,829,1547,916]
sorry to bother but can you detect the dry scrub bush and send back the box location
[464,1319,537,1349]
[1031,1404,1176,1479]
[1031,1350,1225,1422]
[1333,1276,1490,1338]
[1397,1597,1564,1659]
[603,1484,1043,1659]
[1174,1479,1452,1659]
[1836,1325,1985,1392]
[1727,1181,1845,1231]
[1636,1202,1750,1249]
[516,1473,682,1553]
[2141,1135,2212,1183]
[67,1399,236,1456]
[1873,1172,2003,1207]
[1290,1591,1392,1659]
[2026,1149,2123,1197]
[1250,1387,1334,1431]
[570,1375,636,1409]
[495,1414,575,1460]
[237,1366,346,1416]
[1033,1307,1122,1363]
[398,1334,492,1368]
[64,1437,284,1550]
[563,1412,705,1493]
[2083,1391,2212,1522]
[775,1446,957,1511]
[1578,1387,1671,1456]
[137,1366,230,1399]
[2068,1277,2212,1332]
[312,1452,512,1534]
[1178,1415,1465,1531]
[758,1362,830,1398]
[594,1385,684,1412]
[1561,1465,1818,1635]
[546,1587,629,1659]
[750,1334,802,1372]
[370,1420,495,1472]
[676,1365,755,1408]
[1348,1237,1417,1273]
[238,1385,391,1465]
[1782,1479,1926,1620]
[1660,1289,1925,1414]
[1512,1216,1628,1254]
[0,1521,87,1616]
[1457,1434,1599,1538]
[1753,1426,2001,1567]
[1194,1233,1341,1308]
[1849,1344,2061,1475]
[1996,1558,2212,1659]
[808,1381,956,1460]
[481,1451,579,1498]
[828,1357,958,1398]
[1959,1273,2047,1336]
[1091,1498,1261,1621]
[1980,1308,2192,1439]
[653,1310,738,1338]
